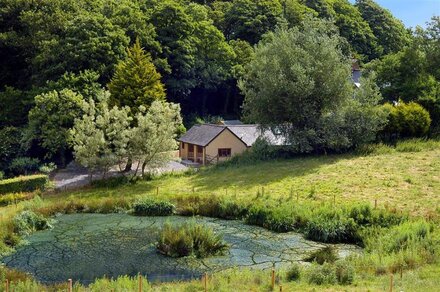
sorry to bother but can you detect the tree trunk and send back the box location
[141,161,147,177]
[124,157,132,172]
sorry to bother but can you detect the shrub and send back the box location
[13,210,52,236]
[91,176,132,188]
[286,263,301,281]
[38,163,57,174]
[0,174,48,194]
[156,221,228,258]
[307,263,337,285]
[335,260,355,285]
[382,101,431,138]
[133,198,175,216]
[304,246,338,264]
[176,196,248,219]
[8,157,41,176]
[0,193,32,207]
[245,205,296,232]
[305,215,360,244]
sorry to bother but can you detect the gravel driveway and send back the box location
[52,161,188,190]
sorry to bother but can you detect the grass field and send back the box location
[1,139,440,291]
[61,139,440,217]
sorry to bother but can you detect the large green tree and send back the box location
[26,89,84,165]
[108,40,166,114]
[221,0,283,44]
[34,13,129,84]
[355,0,410,56]
[240,18,384,152]
[330,0,381,60]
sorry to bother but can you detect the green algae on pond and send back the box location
[1,214,360,284]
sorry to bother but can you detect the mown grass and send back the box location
[0,138,439,291]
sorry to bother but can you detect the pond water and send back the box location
[1,214,360,284]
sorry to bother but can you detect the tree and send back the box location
[130,101,183,176]
[356,0,410,56]
[303,0,335,19]
[240,18,382,152]
[150,0,197,98]
[33,13,129,84]
[69,92,132,179]
[187,4,235,112]
[282,0,317,27]
[108,39,166,114]
[330,0,381,60]
[26,89,84,165]
[222,0,283,44]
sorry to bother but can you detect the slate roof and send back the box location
[178,124,287,147]
[352,69,362,88]
[178,124,225,146]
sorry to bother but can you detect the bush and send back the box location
[307,263,337,285]
[0,174,48,194]
[305,246,338,264]
[305,215,360,244]
[133,198,175,216]
[176,196,248,219]
[382,101,431,138]
[245,205,296,232]
[335,260,355,285]
[38,163,57,174]
[13,210,52,236]
[286,263,301,281]
[91,176,133,188]
[0,193,32,207]
[156,221,229,258]
[8,157,41,176]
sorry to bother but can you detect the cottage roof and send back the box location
[178,124,225,146]
[178,124,286,147]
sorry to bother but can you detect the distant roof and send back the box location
[178,124,287,147]
[352,69,362,88]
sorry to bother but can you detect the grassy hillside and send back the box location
[63,139,440,217]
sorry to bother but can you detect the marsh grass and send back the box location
[304,246,338,264]
[156,221,229,258]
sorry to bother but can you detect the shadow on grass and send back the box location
[190,153,352,192]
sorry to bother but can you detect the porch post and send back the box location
[202,147,206,165]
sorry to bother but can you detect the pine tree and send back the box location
[108,39,166,114]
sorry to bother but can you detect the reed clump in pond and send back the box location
[156,221,229,258]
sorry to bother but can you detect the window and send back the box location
[182,143,185,149]
[218,148,231,157]
[188,144,194,152]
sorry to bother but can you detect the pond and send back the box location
[1,214,360,285]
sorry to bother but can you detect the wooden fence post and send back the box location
[279,285,283,292]
[203,273,207,292]
[5,279,9,292]
[374,199,377,209]
[389,274,393,292]
[156,187,159,196]
[68,279,72,292]
[138,273,143,292]
[271,268,275,290]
